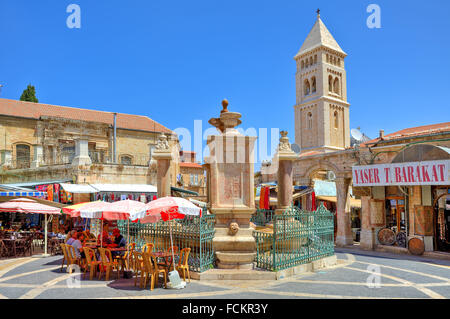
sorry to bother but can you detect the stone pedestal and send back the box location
[153,134,173,198]
[72,139,92,166]
[207,100,257,269]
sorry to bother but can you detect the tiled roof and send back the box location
[179,162,203,169]
[361,122,450,146]
[299,150,322,157]
[0,98,172,134]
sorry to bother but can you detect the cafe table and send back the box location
[153,251,179,272]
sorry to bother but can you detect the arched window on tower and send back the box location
[307,112,313,129]
[326,54,329,63]
[328,75,333,92]
[337,58,341,67]
[334,111,339,129]
[304,79,311,96]
[311,77,316,93]
[305,59,309,68]
[309,57,313,66]
[333,77,340,95]
[301,60,304,69]
[314,55,317,64]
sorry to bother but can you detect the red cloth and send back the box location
[311,191,316,211]
[259,187,265,209]
[153,195,157,201]
[264,187,270,210]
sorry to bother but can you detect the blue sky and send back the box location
[1,0,449,167]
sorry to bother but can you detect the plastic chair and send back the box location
[176,248,191,283]
[98,247,120,281]
[65,244,81,274]
[59,244,70,272]
[132,251,145,288]
[149,253,167,288]
[142,243,154,253]
[83,247,101,280]
[141,252,157,290]
[159,246,178,272]
[115,243,135,271]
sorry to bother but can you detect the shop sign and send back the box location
[352,160,450,187]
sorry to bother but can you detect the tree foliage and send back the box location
[20,84,38,103]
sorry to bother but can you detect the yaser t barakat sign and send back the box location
[352,160,450,187]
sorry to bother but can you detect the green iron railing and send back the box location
[253,203,334,271]
[117,214,216,273]
[251,209,275,227]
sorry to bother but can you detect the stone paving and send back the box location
[0,249,449,299]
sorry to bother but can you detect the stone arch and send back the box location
[391,144,450,163]
[311,76,316,93]
[304,79,311,96]
[334,110,339,128]
[13,142,32,169]
[328,75,333,92]
[304,161,342,181]
[333,77,340,94]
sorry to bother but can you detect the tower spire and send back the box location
[316,8,320,19]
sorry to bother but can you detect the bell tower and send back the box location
[294,11,350,153]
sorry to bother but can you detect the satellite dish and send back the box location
[350,128,364,146]
[291,144,301,154]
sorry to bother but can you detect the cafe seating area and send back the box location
[59,242,191,290]
[0,230,65,258]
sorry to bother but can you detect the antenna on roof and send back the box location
[0,85,4,96]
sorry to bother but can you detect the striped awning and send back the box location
[0,191,46,197]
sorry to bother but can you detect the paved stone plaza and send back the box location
[0,249,449,299]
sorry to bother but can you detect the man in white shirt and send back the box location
[70,233,85,259]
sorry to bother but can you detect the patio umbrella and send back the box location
[101,200,147,269]
[130,196,202,279]
[0,198,61,257]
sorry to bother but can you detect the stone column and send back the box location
[31,145,43,168]
[359,196,375,250]
[335,177,353,246]
[152,134,173,198]
[275,131,298,215]
[72,139,92,166]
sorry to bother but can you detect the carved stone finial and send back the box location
[317,8,320,18]
[221,99,229,114]
[155,133,170,151]
[278,131,292,152]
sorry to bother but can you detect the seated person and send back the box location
[66,231,77,246]
[70,232,86,260]
[83,229,96,241]
[113,229,126,248]
[97,231,113,247]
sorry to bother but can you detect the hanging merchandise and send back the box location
[311,191,316,211]
[264,186,270,210]
[54,184,60,202]
[47,185,54,202]
[259,187,265,209]
[121,194,127,201]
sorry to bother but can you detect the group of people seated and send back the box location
[64,228,127,259]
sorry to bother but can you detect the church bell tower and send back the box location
[294,11,350,153]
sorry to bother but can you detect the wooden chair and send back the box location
[65,244,81,274]
[60,243,70,272]
[0,240,9,258]
[142,243,154,253]
[114,243,135,271]
[176,248,191,283]
[149,253,167,288]
[98,247,120,281]
[83,247,101,280]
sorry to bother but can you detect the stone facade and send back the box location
[0,100,180,187]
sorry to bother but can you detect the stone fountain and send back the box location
[205,100,257,269]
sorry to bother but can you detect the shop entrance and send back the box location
[434,191,450,252]
[385,196,407,233]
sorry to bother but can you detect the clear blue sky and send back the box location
[1,0,449,166]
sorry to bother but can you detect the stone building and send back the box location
[263,12,450,255]
[0,98,180,192]
[177,151,206,198]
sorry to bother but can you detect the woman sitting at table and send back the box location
[65,230,76,244]
[97,231,114,247]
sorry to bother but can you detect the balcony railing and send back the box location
[1,152,152,169]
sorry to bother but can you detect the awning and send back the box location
[171,187,199,196]
[60,183,157,194]
[3,180,72,188]
[316,195,361,208]
[0,185,46,197]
